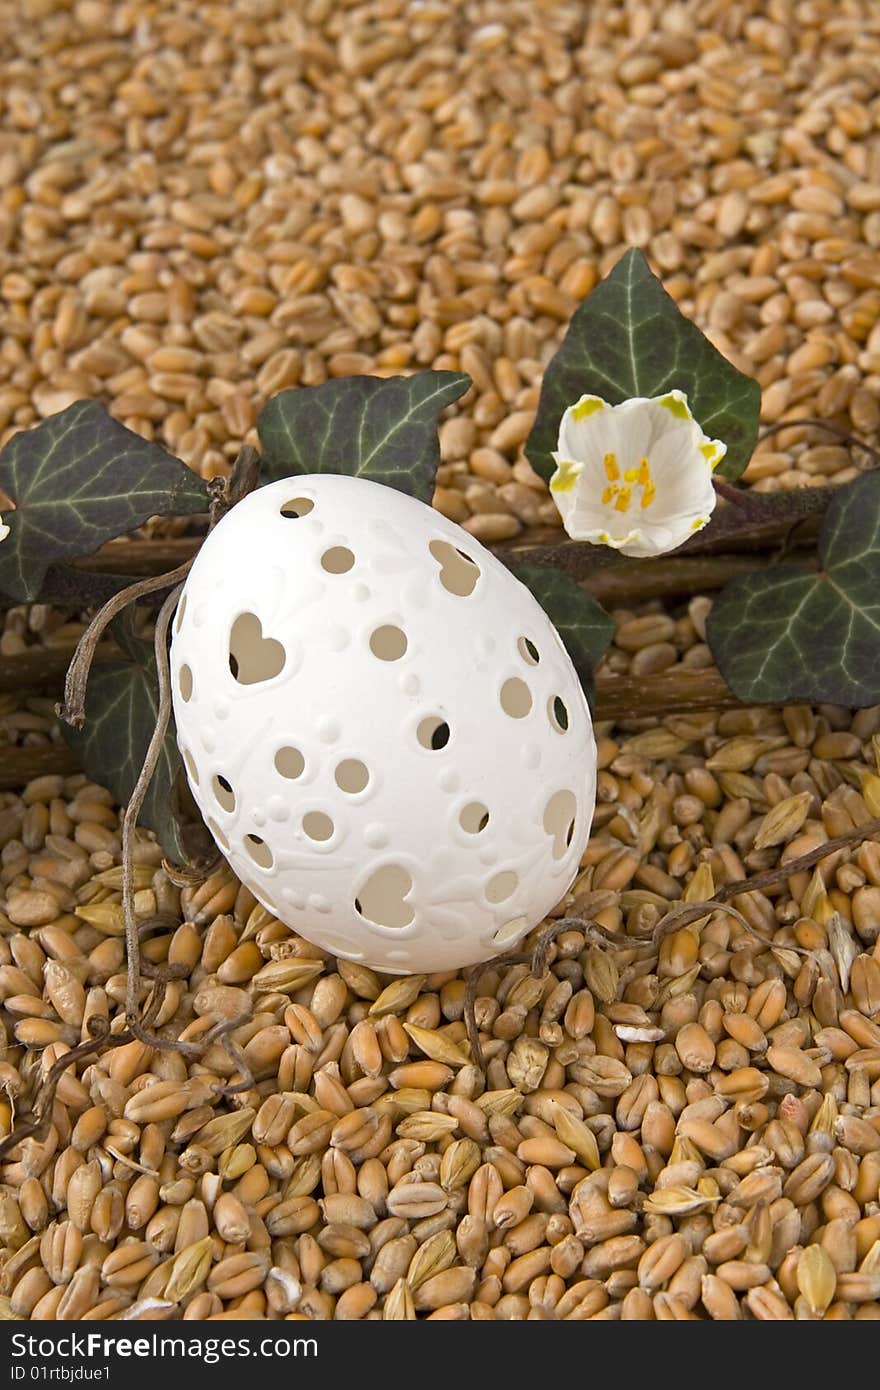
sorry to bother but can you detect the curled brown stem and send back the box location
[172,1013,255,1097]
[462,815,880,1074]
[0,984,258,1160]
[120,582,203,1056]
[137,980,168,1034]
[712,477,758,512]
[463,917,632,1068]
[713,817,880,899]
[225,445,262,509]
[121,585,179,1027]
[58,559,193,729]
[757,417,880,468]
[647,900,759,948]
[207,476,228,529]
[0,458,272,1158]
[621,816,880,958]
[531,915,632,971]
[0,1017,131,1163]
[161,856,220,889]
[214,1024,256,1097]
[463,951,526,1070]
[202,445,261,531]
[140,957,190,984]
[135,914,192,989]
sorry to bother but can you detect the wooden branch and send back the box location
[584,554,787,605]
[73,502,823,582]
[0,744,80,788]
[0,533,813,623]
[592,668,745,720]
[0,553,194,615]
[0,641,117,695]
[0,469,833,622]
[0,497,816,791]
[72,540,199,575]
[0,667,746,791]
[37,565,134,609]
[505,504,825,580]
[2,632,743,718]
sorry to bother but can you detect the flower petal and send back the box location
[549,454,583,495]
[640,433,717,519]
[655,388,694,424]
[569,521,644,550]
[557,395,608,460]
[558,403,621,470]
[627,391,725,462]
[616,512,711,558]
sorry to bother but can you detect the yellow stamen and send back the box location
[603,452,657,517]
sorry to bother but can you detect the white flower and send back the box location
[549,390,727,558]
[0,515,9,544]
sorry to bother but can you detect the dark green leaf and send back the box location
[61,625,190,860]
[0,402,210,602]
[257,372,471,503]
[707,471,880,706]
[0,563,137,615]
[525,248,760,484]
[509,561,614,696]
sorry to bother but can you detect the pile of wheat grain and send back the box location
[2,0,880,1323]
[0,695,878,1320]
[1,0,879,547]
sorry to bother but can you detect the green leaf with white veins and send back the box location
[0,401,210,602]
[61,619,191,862]
[509,561,614,697]
[525,248,760,484]
[707,471,880,706]
[257,372,471,503]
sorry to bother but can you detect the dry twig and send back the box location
[57,560,194,730]
[462,816,880,1072]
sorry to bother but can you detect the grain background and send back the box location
[0,0,879,1322]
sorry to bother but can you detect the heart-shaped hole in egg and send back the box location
[228,612,286,685]
[354,864,414,930]
[428,539,481,597]
[543,789,577,860]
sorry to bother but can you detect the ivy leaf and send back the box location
[0,563,137,614]
[525,248,760,484]
[510,561,614,697]
[0,401,210,602]
[707,471,880,706]
[62,620,190,861]
[257,372,471,503]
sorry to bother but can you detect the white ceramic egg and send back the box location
[170,474,596,973]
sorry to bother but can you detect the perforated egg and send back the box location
[170,474,597,973]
